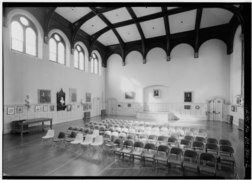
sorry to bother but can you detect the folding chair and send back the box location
[130,141,144,161]
[154,145,169,169]
[182,149,198,172]
[199,152,216,176]
[142,143,157,168]
[207,138,218,145]
[168,147,183,168]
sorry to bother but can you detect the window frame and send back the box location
[90,52,99,75]
[74,44,85,70]
[49,33,66,65]
[10,15,38,57]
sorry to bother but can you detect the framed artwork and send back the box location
[231,105,236,112]
[7,107,15,115]
[50,105,55,111]
[69,88,77,103]
[184,92,192,102]
[35,105,41,112]
[153,89,160,97]
[83,104,88,111]
[67,104,72,111]
[86,93,91,102]
[125,92,135,99]
[128,103,131,107]
[15,106,23,113]
[38,89,51,104]
[43,105,48,112]
[184,105,191,110]
[88,104,92,110]
[195,105,200,110]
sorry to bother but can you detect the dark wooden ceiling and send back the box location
[3,3,248,67]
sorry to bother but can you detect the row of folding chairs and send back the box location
[106,139,236,176]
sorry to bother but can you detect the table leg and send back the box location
[21,124,23,139]
[42,121,44,132]
[50,120,52,129]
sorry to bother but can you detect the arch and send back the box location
[91,49,102,76]
[6,8,44,59]
[170,43,195,57]
[125,50,143,61]
[146,47,167,62]
[48,29,71,67]
[198,38,228,55]
[74,41,89,72]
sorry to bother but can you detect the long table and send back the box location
[12,118,53,138]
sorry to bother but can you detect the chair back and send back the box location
[74,133,83,141]
[123,140,134,148]
[157,145,169,152]
[219,145,234,155]
[134,141,144,148]
[144,143,156,150]
[184,149,198,158]
[84,134,93,143]
[168,137,177,143]
[57,132,66,139]
[195,136,206,143]
[207,138,218,144]
[93,129,99,136]
[180,139,190,146]
[47,129,55,137]
[94,135,103,145]
[192,141,204,149]
[184,135,194,142]
[219,139,232,146]
[200,152,216,164]
[70,131,77,138]
[170,147,182,155]
[206,143,218,152]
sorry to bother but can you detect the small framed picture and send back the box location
[7,107,15,115]
[35,105,41,112]
[15,106,23,113]
[231,105,236,112]
[153,89,160,97]
[69,88,77,103]
[67,104,72,111]
[86,93,91,102]
[128,103,131,107]
[43,105,48,112]
[50,105,55,111]
[125,92,135,99]
[38,89,51,104]
[184,92,192,102]
[88,104,92,109]
[184,105,191,110]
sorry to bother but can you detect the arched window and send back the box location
[49,33,65,64]
[90,53,99,75]
[11,15,37,56]
[74,45,84,70]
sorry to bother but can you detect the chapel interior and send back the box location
[2,3,251,179]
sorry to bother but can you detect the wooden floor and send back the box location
[3,115,245,179]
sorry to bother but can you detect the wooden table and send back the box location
[12,118,53,138]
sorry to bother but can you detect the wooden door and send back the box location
[213,98,224,121]
[107,98,117,115]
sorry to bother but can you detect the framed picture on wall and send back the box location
[231,105,236,112]
[67,104,72,111]
[7,107,15,115]
[69,88,77,103]
[125,92,135,99]
[153,89,161,97]
[35,105,41,112]
[184,92,192,102]
[50,105,55,111]
[15,106,23,113]
[43,105,48,112]
[86,93,91,102]
[38,89,51,104]
[184,105,191,110]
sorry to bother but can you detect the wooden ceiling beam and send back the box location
[90,7,126,65]
[126,7,147,64]
[91,7,196,45]
[194,8,202,58]
[162,7,171,61]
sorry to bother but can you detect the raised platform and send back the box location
[136,111,170,124]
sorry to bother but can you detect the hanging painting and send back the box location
[125,92,135,99]
[184,92,192,102]
[153,89,161,97]
[86,93,91,102]
[38,89,51,104]
[69,88,77,103]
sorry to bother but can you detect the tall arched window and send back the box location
[11,16,37,56]
[90,53,99,75]
[49,33,65,64]
[74,45,84,70]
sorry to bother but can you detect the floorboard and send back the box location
[3,115,245,178]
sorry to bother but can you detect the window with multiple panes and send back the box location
[11,16,37,56]
[49,33,65,64]
[90,53,99,75]
[74,45,84,70]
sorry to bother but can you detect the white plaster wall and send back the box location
[3,26,106,134]
[106,40,230,118]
